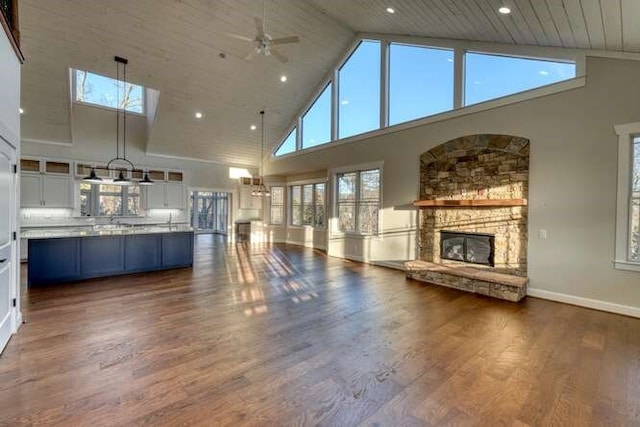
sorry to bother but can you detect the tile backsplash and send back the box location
[21,208,188,227]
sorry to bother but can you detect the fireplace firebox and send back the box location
[440,231,495,267]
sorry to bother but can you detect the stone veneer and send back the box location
[419,134,529,277]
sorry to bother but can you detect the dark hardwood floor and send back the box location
[1,234,639,426]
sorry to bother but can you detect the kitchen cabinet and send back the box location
[145,182,185,209]
[20,158,73,208]
[28,231,194,285]
[239,186,263,210]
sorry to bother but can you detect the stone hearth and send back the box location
[409,134,530,301]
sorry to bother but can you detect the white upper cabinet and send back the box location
[20,158,73,208]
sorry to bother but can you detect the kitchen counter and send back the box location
[27,229,195,286]
[22,224,193,239]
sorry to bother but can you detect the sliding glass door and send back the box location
[190,191,229,234]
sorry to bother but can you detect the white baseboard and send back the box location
[527,288,640,318]
[371,260,407,271]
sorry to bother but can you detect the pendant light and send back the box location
[251,110,270,197]
[82,166,103,183]
[138,170,154,186]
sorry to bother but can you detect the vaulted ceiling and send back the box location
[19,0,640,167]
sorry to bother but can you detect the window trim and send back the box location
[269,185,286,226]
[614,122,640,272]
[80,182,142,217]
[287,181,327,229]
[331,161,383,237]
[71,68,147,116]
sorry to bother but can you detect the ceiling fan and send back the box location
[226,2,300,63]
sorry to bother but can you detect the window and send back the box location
[270,186,285,225]
[614,124,640,272]
[289,183,326,227]
[389,44,454,125]
[302,84,332,149]
[337,169,380,234]
[80,182,140,216]
[290,186,302,226]
[338,40,381,139]
[74,69,145,114]
[464,53,576,106]
[275,128,297,157]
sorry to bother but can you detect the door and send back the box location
[0,139,16,353]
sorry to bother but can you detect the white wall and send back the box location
[265,56,640,311]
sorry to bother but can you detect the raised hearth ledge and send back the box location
[413,199,527,207]
[404,260,528,302]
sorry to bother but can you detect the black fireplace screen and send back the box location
[440,231,495,267]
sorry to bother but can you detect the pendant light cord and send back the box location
[116,59,120,159]
[123,60,127,160]
[260,110,265,182]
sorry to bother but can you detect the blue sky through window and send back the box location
[339,40,381,139]
[389,44,454,125]
[275,127,296,156]
[302,83,332,149]
[464,53,576,106]
[75,69,144,114]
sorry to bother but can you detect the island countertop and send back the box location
[22,224,193,239]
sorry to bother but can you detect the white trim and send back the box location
[285,239,326,251]
[145,151,255,168]
[614,260,640,272]
[22,138,73,147]
[272,77,585,161]
[613,122,640,271]
[527,288,640,319]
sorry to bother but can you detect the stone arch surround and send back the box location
[419,134,530,276]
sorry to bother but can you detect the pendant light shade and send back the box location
[113,170,132,185]
[138,171,154,186]
[82,167,103,184]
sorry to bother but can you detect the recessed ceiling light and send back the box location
[386,7,395,14]
[19,108,24,114]
[498,6,511,14]
[250,124,257,130]
[195,112,203,119]
[280,75,287,82]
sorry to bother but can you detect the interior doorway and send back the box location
[189,190,230,234]
[0,137,17,354]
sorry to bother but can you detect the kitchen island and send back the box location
[26,226,194,286]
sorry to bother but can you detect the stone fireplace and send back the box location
[419,134,529,277]
[440,230,495,267]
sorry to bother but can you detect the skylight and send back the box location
[73,69,145,114]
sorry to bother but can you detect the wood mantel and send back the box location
[413,199,528,208]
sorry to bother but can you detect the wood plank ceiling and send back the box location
[19,0,640,166]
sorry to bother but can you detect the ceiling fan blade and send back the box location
[270,49,288,63]
[244,49,257,61]
[225,32,255,43]
[271,36,300,45]
[254,17,265,38]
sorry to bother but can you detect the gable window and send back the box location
[275,128,297,157]
[389,44,454,125]
[73,69,145,114]
[80,183,140,216]
[289,183,326,227]
[302,83,332,149]
[464,52,576,106]
[336,169,380,234]
[269,186,285,225]
[614,124,640,272]
[338,40,381,139]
